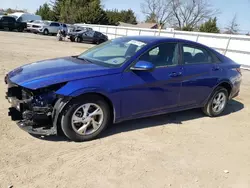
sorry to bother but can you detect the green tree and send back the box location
[105,9,137,25]
[105,9,121,25]
[182,25,194,31]
[145,13,157,23]
[6,8,14,14]
[35,3,54,20]
[119,9,137,24]
[58,0,108,24]
[50,0,64,21]
[199,17,220,33]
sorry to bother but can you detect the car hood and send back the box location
[7,57,120,90]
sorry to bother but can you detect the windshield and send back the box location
[78,38,148,67]
[43,21,51,25]
[33,20,43,23]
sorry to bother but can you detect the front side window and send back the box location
[139,43,179,67]
[78,38,148,67]
[182,45,213,64]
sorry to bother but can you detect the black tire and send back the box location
[61,95,111,142]
[202,87,228,117]
[17,28,24,32]
[43,29,49,35]
[96,39,104,45]
[70,37,75,42]
[75,37,81,43]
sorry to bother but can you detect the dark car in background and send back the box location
[0,16,27,32]
[67,30,108,44]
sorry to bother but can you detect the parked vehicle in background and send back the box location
[67,25,93,33]
[5,36,242,142]
[26,20,44,32]
[0,15,27,32]
[67,30,108,44]
[30,21,67,35]
[8,12,42,23]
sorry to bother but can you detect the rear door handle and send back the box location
[169,72,182,77]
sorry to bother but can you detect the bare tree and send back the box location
[225,14,239,34]
[170,0,219,30]
[141,0,173,26]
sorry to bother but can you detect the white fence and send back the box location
[76,23,250,69]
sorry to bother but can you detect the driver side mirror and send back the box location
[130,61,155,72]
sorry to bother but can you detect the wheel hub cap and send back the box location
[212,92,226,113]
[71,103,104,136]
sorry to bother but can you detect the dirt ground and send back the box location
[0,31,250,188]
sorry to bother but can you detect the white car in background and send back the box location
[26,20,44,32]
[30,21,67,35]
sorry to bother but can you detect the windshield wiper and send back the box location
[73,56,93,64]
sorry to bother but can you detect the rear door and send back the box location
[179,43,220,107]
[50,22,60,33]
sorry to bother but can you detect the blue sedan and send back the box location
[5,36,242,141]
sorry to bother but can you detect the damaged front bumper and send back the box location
[5,75,69,136]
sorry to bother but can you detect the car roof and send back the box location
[121,36,209,48]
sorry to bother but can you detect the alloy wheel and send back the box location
[71,103,104,135]
[212,92,226,113]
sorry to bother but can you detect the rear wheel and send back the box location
[17,28,24,32]
[202,87,228,117]
[61,96,111,142]
[96,39,104,45]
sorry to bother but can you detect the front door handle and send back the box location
[169,72,182,77]
[212,66,220,71]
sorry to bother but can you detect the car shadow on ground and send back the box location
[34,99,244,142]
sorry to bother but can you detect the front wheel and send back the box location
[202,87,228,117]
[70,37,75,42]
[43,29,49,35]
[75,37,81,43]
[61,96,111,142]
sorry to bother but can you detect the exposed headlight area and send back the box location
[6,76,67,135]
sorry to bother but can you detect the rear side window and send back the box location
[94,32,102,38]
[50,22,60,27]
[182,44,213,64]
[2,17,15,22]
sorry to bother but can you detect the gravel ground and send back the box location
[0,31,250,188]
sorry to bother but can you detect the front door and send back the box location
[121,42,183,118]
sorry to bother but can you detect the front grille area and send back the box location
[32,25,40,28]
